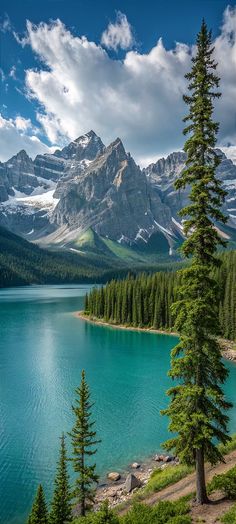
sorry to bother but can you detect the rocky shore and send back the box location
[219,338,236,362]
[95,454,179,509]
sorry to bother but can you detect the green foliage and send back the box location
[167,518,191,524]
[208,466,236,499]
[50,434,72,524]
[120,499,190,524]
[87,271,178,329]
[74,501,119,523]
[221,502,236,523]
[27,484,48,524]
[69,370,100,516]
[142,464,192,495]
[162,20,232,503]
[219,434,236,455]
[86,250,236,341]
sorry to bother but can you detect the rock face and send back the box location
[54,130,105,162]
[52,137,173,246]
[0,131,105,238]
[124,473,141,492]
[1,130,236,255]
[145,149,236,237]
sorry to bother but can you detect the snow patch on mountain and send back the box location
[1,189,59,214]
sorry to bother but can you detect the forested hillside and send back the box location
[85,250,236,341]
[0,226,183,288]
[0,226,115,287]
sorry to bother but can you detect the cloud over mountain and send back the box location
[11,6,236,165]
[0,114,54,161]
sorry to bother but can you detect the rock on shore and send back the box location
[95,454,179,509]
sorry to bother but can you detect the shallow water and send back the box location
[0,285,235,524]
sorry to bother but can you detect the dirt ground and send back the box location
[191,492,233,524]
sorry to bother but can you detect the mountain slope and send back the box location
[144,149,236,239]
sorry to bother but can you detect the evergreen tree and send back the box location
[162,21,232,504]
[94,500,119,524]
[69,370,100,516]
[50,434,72,524]
[84,294,89,313]
[85,251,236,341]
[27,484,48,524]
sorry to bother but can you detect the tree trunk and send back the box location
[196,447,208,504]
[80,495,85,517]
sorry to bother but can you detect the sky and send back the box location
[0,0,236,166]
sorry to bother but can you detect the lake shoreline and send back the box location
[75,311,178,337]
[75,311,236,362]
[95,453,179,510]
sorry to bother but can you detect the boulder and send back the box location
[107,472,121,481]
[131,462,140,469]
[124,473,141,493]
[163,455,174,463]
[154,454,165,462]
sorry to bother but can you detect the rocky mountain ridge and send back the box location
[1,131,236,258]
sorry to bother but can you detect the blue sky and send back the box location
[0,0,236,164]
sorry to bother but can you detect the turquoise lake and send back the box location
[0,285,236,524]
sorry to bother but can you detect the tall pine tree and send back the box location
[162,20,232,504]
[27,484,48,524]
[50,434,72,524]
[69,370,100,516]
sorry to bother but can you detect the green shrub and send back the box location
[121,502,155,524]
[221,502,236,523]
[74,501,119,523]
[121,499,190,524]
[208,466,236,499]
[152,499,190,523]
[219,435,236,455]
[143,464,192,495]
[167,517,192,524]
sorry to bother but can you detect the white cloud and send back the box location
[13,7,236,165]
[14,115,32,131]
[0,68,5,82]
[0,13,11,33]
[9,65,16,79]
[0,114,55,161]
[101,12,134,51]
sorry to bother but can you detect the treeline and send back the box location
[85,250,236,341]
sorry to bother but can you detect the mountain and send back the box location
[48,137,175,250]
[0,130,105,238]
[1,131,236,261]
[144,149,236,242]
